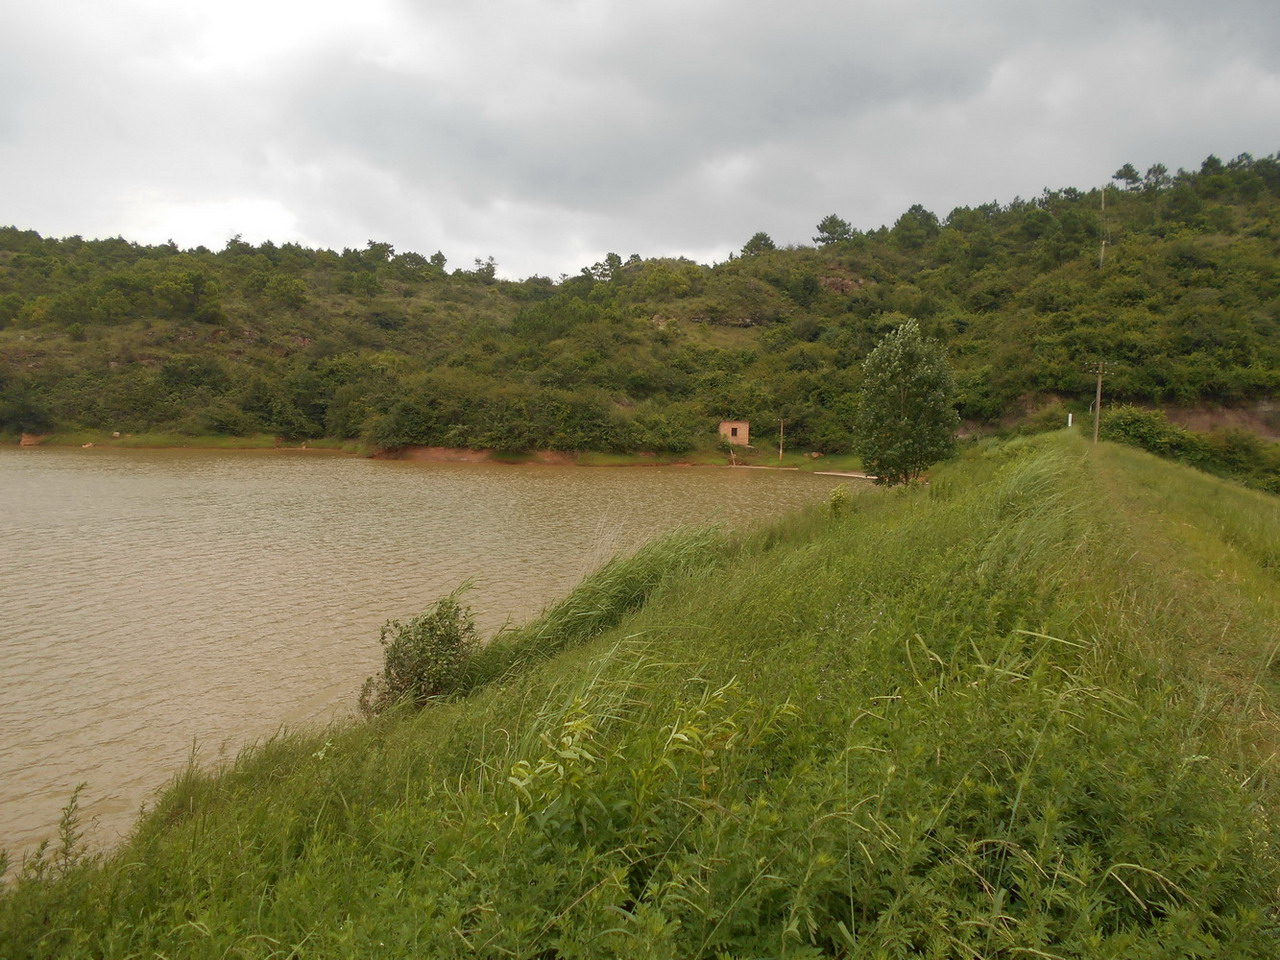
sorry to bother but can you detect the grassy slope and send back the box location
[4,432,1280,958]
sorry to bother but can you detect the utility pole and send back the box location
[778,419,784,462]
[1092,361,1105,444]
[1098,186,1108,269]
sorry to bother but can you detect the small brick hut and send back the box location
[718,420,750,446]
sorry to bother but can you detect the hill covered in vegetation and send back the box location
[2,153,1278,452]
[4,431,1280,956]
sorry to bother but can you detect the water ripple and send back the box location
[0,447,846,867]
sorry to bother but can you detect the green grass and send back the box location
[27,431,292,449]
[571,447,865,471]
[792,451,864,472]
[1089,440,1280,704]
[4,432,1280,957]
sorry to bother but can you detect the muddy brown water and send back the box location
[1,447,852,869]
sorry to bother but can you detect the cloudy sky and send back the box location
[1,1,1277,279]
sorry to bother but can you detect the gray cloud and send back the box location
[1,0,1277,277]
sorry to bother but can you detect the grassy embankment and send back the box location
[4,431,1280,957]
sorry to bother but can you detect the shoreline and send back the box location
[13,431,359,454]
[9,433,866,473]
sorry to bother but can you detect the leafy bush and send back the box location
[1099,405,1183,453]
[358,590,478,715]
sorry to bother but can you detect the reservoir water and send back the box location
[1,446,850,867]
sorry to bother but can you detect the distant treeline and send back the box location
[2,152,1278,451]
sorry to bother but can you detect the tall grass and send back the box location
[461,525,731,690]
[4,432,1280,958]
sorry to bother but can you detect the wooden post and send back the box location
[778,419,784,462]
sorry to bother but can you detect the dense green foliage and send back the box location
[2,152,1278,452]
[358,591,480,715]
[853,319,958,484]
[5,433,1280,956]
[1101,404,1280,492]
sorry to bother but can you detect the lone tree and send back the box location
[1112,163,1142,190]
[741,231,776,256]
[852,319,959,485]
[813,213,853,246]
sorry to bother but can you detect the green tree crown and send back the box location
[741,231,776,256]
[852,319,958,485]
[1113,163,1141,189]
[891,204,940,249]
[813,213,853,245]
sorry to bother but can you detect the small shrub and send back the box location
[1017,400,1071,435]
[1099,405,1179,452]
[1203,427,1264,471]
[828,484,852,516]
[358,589,478,715]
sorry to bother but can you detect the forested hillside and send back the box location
[2,153,1278,452]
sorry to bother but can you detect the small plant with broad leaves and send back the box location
[828,484,852,516]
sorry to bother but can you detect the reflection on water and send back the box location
[0,447,848,864]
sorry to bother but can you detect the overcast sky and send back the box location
[1,1,1277,279]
